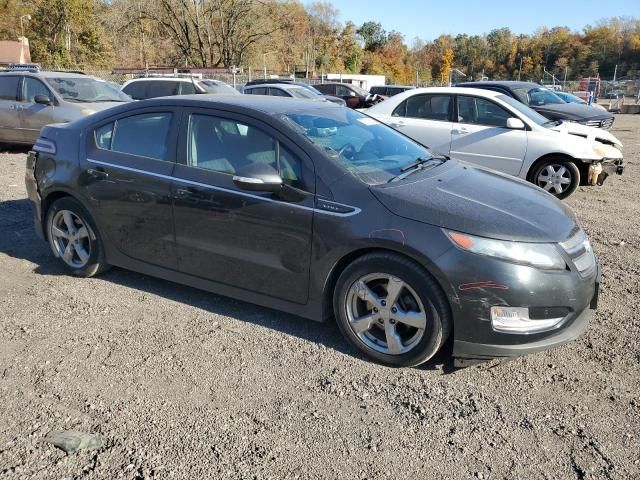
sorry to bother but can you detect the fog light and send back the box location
[491,306,565,334]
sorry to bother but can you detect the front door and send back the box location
[0,75,23,143]
[387,93,453,155]
[80,107,179,268]
[18,76,57,144]
[450,95,527,176]
[172,109,315,304]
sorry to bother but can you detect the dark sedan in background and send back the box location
[314,82,383,108]
[457,81,615,129]
[25,96,598,367]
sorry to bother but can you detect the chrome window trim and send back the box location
[86,158,361,217]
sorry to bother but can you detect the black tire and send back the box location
[45,197,109,277]
[333,252,451,367]
[531,157,580,199]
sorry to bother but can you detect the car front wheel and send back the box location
[46,197,109,277]
[333,253,451,367]
[532,158,580,199]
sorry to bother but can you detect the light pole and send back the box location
[263,50,277,80]
[20,14,31,38]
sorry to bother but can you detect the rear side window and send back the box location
[315,84,335,95]
[336,85,356,97]
[122,82,147,100]
[146,81,179,98]
[393,94,451,121]
[246,87,267,95]
[0,76,19,101]
[95,113,173,161]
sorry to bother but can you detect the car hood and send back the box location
[534,102,611,121]
[370,161,577,243]
[549,121,623,148]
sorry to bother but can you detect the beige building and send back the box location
[0,37,31,64]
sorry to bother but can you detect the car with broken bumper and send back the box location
[25,96,598,367]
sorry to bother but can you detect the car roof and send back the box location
[0,70,88,79]
[125,77,197,83]
[394,86,504,98]
[245,83,306,90]
[458,81,541,89]
[135,94,340,114]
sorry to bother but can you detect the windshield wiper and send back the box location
[389,156,444,183]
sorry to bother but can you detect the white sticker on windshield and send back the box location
[357,117,378,126]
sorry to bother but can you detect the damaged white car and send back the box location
[365,87,624,198]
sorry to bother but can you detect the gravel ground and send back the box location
[1,116,639,479]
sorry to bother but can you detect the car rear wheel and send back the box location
[46,197,109,277]
[333,253,451,367]
[532,158,580,199]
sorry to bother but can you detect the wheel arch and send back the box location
[525,153,583,182]
[320,246,456,324]
[40,189,94,241]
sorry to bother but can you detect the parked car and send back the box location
[314,82,383,108]
[369,85,415,97]
[0,66,131,145]
[554,91,608,112]
[365,87,623,198]
[243,78,345,105]
[121,77,239,100]
[456,81,615,129]
[243,83,331,102]
[602,90,625,100]
[26,96,599,367]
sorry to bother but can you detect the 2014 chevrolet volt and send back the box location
[25,96,599,367]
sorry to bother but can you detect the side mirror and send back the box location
[232,162,283,193]
[506,117,525,130]
[34,94,52,105]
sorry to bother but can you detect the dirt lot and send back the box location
[1,116,639,480]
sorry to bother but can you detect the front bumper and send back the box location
[434,242,599,361]
[453,306,592,360]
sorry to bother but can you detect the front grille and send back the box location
[584,118,614,130]
[559,229,596,277]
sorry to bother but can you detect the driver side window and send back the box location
[187,114,305,190]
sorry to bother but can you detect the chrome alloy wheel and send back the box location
[345,273,428,355]
[50,210,92,269]
[537,164,572,194]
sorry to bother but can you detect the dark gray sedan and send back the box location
[25,96,598,367]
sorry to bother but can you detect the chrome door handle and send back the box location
[452,127,469,134]
[390,120,405,127]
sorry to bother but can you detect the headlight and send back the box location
[446,231,566,270]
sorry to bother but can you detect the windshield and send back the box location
[282,108,436,185]
[513,86,565,106]
[199,80,240,95]
[349,84,370,96]
[46,77,130,102]
[556,91,584,105]
[497,94,551,126]
[287,87,318,99]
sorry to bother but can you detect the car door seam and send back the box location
[86,158,360,217]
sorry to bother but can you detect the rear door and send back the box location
[0,75,23,143]
[18,76,57,144]
[81,107,180,268]
[171,108,315,304]
[449,95,527,175]
[387,93,453,155]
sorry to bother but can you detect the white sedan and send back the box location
[365,87,624,198]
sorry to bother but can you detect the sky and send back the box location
[313,0,640,42]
